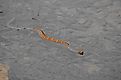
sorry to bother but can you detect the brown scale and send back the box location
[33,25,70,48]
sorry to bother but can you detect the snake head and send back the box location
[76,48,84,55]
[78,50,84,55]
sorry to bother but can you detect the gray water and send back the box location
[0,0,121,80]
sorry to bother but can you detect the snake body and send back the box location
[33,25,84,55]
